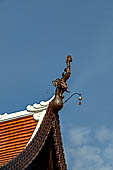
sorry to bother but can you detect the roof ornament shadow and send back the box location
[51,55,82,113]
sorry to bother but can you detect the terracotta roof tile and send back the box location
[0,96,67,169]
[0,115,38,166]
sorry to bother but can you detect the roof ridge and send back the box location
[0,96,54,122]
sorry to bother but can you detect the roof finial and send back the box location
[51,55,72,112]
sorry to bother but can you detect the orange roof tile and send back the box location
[0,115,38,166]
[0,96,54,168]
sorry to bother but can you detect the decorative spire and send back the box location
[52,55,72,97]
[51,55,72,112]
[51,55,82,113]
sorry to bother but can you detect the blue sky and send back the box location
[0,0,113,169]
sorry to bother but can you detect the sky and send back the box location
[0,0,113,169]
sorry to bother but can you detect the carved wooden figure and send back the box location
[51,55,72,112]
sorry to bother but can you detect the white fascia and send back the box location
[0,96,54,123]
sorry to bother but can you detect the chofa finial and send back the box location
[51,55,82,113]
[51,55,72,112]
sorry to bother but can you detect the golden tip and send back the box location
[78,96,82,100]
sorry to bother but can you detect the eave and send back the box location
[0,97,67,170]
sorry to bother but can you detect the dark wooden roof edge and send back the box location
[0,102,67,170]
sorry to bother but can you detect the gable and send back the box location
[26,129,59,170]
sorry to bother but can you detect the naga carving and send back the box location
[51,55,72,112]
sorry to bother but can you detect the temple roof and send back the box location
[0,55,73,170]
[0,96,67,170]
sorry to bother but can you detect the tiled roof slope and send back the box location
[0,96,55,168]
[1,102,67,170]
[0,115,37,166]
